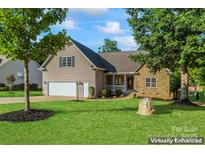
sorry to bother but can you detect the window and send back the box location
[115,75,124,85]
[0,59,2,64]
[17,72,23,80]
[145,77,156,87]
[105,75,124,85]
[60,56,73,67]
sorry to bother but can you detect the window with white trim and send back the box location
[145,77,156,87]
[60,56,73,67]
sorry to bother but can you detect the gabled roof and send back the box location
[99,51,141,73]
[40,38,141,73]
[40,38,111,70]
[70,38,110,70]
[0,55,40,68]
[0,55,10,68]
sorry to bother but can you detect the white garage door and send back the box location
[48,82,76,96]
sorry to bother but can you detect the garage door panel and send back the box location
[48,82,76,96]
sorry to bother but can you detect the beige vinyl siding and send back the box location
[95,70,104,97]
[42,45,96,96]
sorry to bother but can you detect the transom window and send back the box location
[145,77,156,87]
[60,56,73,67]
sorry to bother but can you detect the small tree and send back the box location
[0,9,70,111]
[98,38,121,53]
[6,75,16,90]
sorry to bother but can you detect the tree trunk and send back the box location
[24,60,30,112]
[179,66,195,105]
[180,66,189,100]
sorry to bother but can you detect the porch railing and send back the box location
[105,85,126,91]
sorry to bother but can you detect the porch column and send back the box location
[112,74,115,92]
[104,74,107,89]
[124,75,127,92]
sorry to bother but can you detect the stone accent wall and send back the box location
[134,65,173,100]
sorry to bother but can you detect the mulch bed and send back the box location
[0,109,55,122]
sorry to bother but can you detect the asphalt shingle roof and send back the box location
[71,38,141,72]
[70,38,111,70]
[99,51,141,72]
[41,38,141,73]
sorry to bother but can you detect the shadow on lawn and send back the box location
[153,104,205,115]
[56,107,136,115]
[57,104,205,115]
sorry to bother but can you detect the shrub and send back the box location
[6,75,16,90]
[0,83,6,87]
[30,83,38,90]
[89,87,95,98]
[101,89,108,98]
[106,88,112,97]
[12,85,19,91]
[115,89,122,97]
[0,86,9,91]
[12,84,24,91]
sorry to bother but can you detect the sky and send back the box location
[51,8,138,52]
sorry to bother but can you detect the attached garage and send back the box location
[48,82,76,96]
[48,81,89,97]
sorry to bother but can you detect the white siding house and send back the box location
[0,55,42,88]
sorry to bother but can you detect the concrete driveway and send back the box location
[0,96,77,104]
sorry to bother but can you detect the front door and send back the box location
[127,77,134,89]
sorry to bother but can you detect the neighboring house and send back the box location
[0,55,42,88]
[40,38,173,100]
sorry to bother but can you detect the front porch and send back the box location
[105,74,134,93]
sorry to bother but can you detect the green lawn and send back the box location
[0,91,42,97]
[0,98,205,144]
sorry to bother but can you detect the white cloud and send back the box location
[96,21,124,34]
[113,36,138,50]
[62,20,75,29]
[56,19,80,30]
[71,8,109,16]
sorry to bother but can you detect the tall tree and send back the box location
[98,38,121,53]
[0,9,70,111]
[126,9,205,104]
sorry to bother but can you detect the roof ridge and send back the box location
[70,38,111,70]
[0,55,11,68]
[98,51,138,54]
